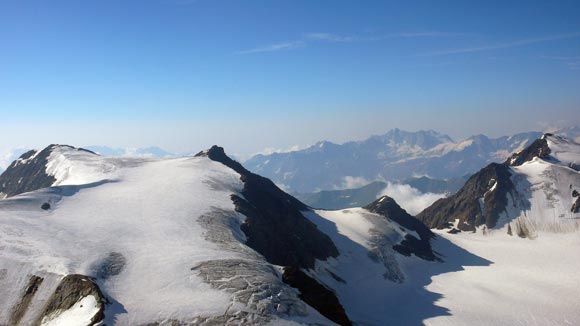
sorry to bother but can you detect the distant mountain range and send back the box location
[245,127,580,193]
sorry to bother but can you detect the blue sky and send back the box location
[0,0,579,156]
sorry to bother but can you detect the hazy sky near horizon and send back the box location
[1,0,579,156]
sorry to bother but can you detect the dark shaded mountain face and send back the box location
[365,196,439,261]
[417,163,514,231]
[506,135,551,166]
[417,133,580,233]
[199,145,339,270]
[0,148,56,199]
[0,145,97,199]
[245,129,542,193]
[199,146,351,325]
[282,266,352,326]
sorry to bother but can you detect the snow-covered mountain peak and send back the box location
[0,143,445,325]
[369,128,454,150]
[544,133,580,171]
[419,134,580,236]
[0,144,149,199]
[507,133,580,171]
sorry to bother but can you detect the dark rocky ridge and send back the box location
[417,134,577,232]
[37,274,105,325]
[506,134,551,167]
[0,144,97,198]
[417,134,561,232]
[9,275,44,325]
[417,163,515,231]
[573,197,580,213]
[200,146,351,325]
[282,266,352,326]
[365,196,439,261]
[199,145,339,269]
[0,148,56,198]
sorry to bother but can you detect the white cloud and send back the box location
[340,176,371,189]
[237,30,462,55]
[0,148,30,171]
[424,32,580,56]
[541,55,580,71]
[378,182,445,215]
[304,33,356,42]
[239,145,304,162]
[235,41,306,55]
[254,145,303,156]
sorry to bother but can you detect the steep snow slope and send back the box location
[505,135,580,234]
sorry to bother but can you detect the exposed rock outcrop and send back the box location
[417,163,514,231]
[201,146,349,325]
[0,145,97,198]
[9,275,44,326]
[282,266,352,326]
[365,196,439,261]
[506,134,551,166]
[201,146,339,269]
[38,274,105,326]
[0,148,56,198]
[573,197,580,213]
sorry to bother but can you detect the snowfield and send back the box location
[303,206,580,326]
[426,230,580,326]
[1,137,580,326]
[0,148,329,325]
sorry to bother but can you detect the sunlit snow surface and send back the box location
[2,139,580,325]
[504,135,580,234]
[41,295,99,326]
[0,149,328,325]
[301,205,580,326]
[426,230,580,326]
[424,135,580,325]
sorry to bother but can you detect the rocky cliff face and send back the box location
[365,196,439,261]
[200,145,340,269]
[0,145,97,199]
[417,134,580,235]
[506,134,551,167]
[417,163,514,231]
[37,274,105,326]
